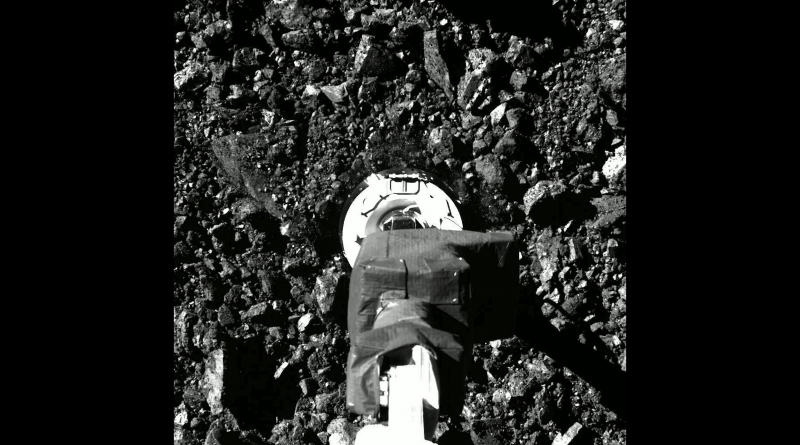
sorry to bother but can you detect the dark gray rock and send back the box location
[217,304,236,327]
[423,30,454,99]
[428,126,455,158]
[457,69,482,109]
[357,76,381,103]
[494,130,528,158]
[211,131,302,219]
[311,269,343,314]
[590,195,626,229]
[232,47,265,69]
[354,35,398,78]
[505,36,536,68]
[470,418,511,445]
[598,54,626,110]
[266,0,312,30]
[474,155,509,189]
[258,23,279,48]
[523,180,568,216]
[242,302,272,322]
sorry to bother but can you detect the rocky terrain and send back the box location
[173,0,626,444]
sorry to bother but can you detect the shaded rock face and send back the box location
[354,35,399,78]
[423,30,454,99]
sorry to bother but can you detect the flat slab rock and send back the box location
[423,30,454,99]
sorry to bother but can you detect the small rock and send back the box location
[299,378,318,397]
[311,269,343,314]
[200,349,226,415]
[423,30,454,99]
[552,423,588,445]
[354,35,398,78]
[494,130,527,158]
[428,126,455,158]
[174,62,207,91]
[467,47,500,74]
[490,102,507,126]
[509,70,530,91]
[320,82,348,104]
[268,0,312,30]
[472,139,489,157]
[606,239,620,258]
[327,418,357,445]
[602,146,626,187]
[474,154,509,189]
[505,36,536,68]
[523,180,568,217]
[217,304,236,327]
[590,195,626,229]
[457,70,483,109]
[258,23,278,47]
[281,29,320,52]
[567,238,584,264]
[505,108,531,132]
[298,313,314,332]
[609,20,625,31]
[232,47,265,69]
[242,302,271,322]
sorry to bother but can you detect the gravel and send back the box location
[174,0,628,443]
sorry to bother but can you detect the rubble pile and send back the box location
[175,0,627,443]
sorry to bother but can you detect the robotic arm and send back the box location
[339,169,520,445]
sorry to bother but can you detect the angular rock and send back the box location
[493,130,527,158]
[505,108,531,133]
[461,111,482,129]
[217,304,237,327]
[506,370,533,397]
[590,195,626,229]
[527,358,555,384]
[232,47,265,69]
[320,82,348,104]
[266,0,312,30]
[567,238,584,264]
[467,48,501,74]
[474,154,509,189]
[602,146,626,187]
[509,70,530,91]
[299,377,317,397]
[302,84,322,101]
[200,349,226,415]
[428,126,455,158]
[258,23,279,48]
[470,419,511,445]
[354,35,398,78]
[457,69,483,109]
[553,423,590,445]
[297,313,314,332]
[505,36,536,68]
[174,62,207,92]
[175,309,198,354]
[489,103,507,126]
[598,54,626,110]
[311,269,343,314]
[281,29,321,52]
[523,180,568,216]
[423,30,454,99]
[243,302,272,323]
[211,132,301,219]
[327,418,357,445]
